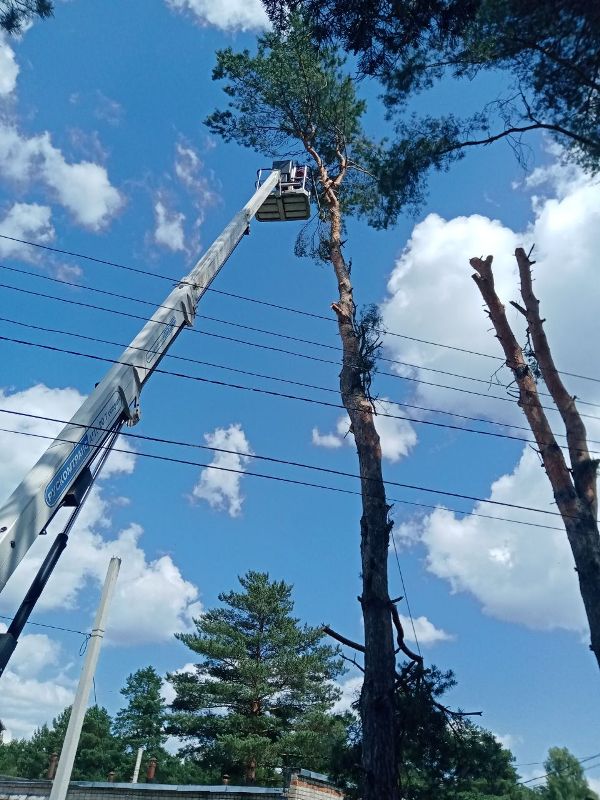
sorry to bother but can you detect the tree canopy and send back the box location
[113,666,167,756]
[263,0,600,223]
[167,570,347,784]
[204,16,425,226]
[0,1,52,34]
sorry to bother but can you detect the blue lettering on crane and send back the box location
[146,315,177,365]
[44,390,123,508]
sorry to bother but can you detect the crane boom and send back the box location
[0,169,281,593]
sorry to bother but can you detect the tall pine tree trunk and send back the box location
[322,180,399,800]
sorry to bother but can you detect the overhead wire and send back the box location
[1,262,510,390]
[2,329,600,463]
[2,261,600,408]
[0,411,572,526]
[0,313,547,437]
[391,534,421,658]
[0,613,89,637]
[517,752,600,786]
[1,279,599,423]
[0,234,599,386]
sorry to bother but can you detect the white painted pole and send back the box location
[49,557,121,800]
[132,747,144,783]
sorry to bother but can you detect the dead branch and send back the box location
[324,625,366,652]
[469,251,600,671]
[469,255,575,512]
[390,602,423,665]
[514,247,598,514]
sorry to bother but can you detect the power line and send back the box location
[3,330,600,462]
[3,262,600,408]
[0,613,88,637]
[0,313,551,438]
[517,752,600,786]
[391,534,421,658]
[0,408,571,524]
[1,234,599,386]
[0,263,511,391]
[4,314,599,464]
[2,280,599,423]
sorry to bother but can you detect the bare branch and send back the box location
[324,625,366,653]
[514,247,598,514]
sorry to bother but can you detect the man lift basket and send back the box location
[255,160,313,222]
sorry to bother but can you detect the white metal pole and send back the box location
[132,747,144,783]
[49,557,121,800]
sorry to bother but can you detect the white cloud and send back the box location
[191,423,253,517]
[311,427,343,449]
[0,624,75,740]
[0,202,54,258]
[400,614,454,645]
[0,123,123,229]
[312,401,417,463]
[492,731,523,752]
[0,36,18,96]
[332,674,362,715]
[1,668,75,740]
[174,141,218,213]
[418,447,587,633]
[0,384,201,646]
[154,199,186,251]
[382,156,600,637]
[166,0,269,32]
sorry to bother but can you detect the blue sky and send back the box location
[0,0,599,789]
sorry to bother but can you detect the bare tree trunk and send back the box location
[470,249,600,669]
[312,158,398,799]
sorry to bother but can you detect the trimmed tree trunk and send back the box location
[470,249,600,670]
[313,154,399,800]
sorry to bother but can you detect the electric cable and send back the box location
[2,331,599,461]
[517,752,600,786]
[3,262,600,407]
[1,281,599,422]
[0,613,88,637]
[391,534,421,658]
[1,233,598,386]
[0,262,511,390]
[2,314,598,458]
[0,408,574,523]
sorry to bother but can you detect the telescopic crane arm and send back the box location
[0,168,282,596]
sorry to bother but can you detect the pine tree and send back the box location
[0,1,53,34]
[204,20,408,799]
[167,571,346,785]
[113,666,167,755]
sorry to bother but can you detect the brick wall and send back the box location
[287,771,344,800]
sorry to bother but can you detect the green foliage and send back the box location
[0,0,52,34]
[113,666,167,755]
[264,0,600,224]
[205,15,420,224]
[328,663,537,800]
[0,706,127,781]
[167,570,347,784]
[540,747,598,800]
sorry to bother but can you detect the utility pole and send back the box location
[49,557,121,800]
[131,747,144,783]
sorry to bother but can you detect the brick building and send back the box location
[0,769,343,800]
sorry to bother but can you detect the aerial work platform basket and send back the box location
[255,160,312,222]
